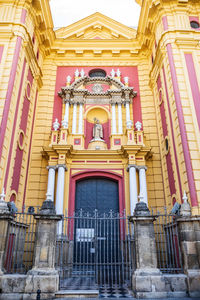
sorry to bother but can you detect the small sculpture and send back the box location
[80,69,85,78]
[135,121,142,131]
[180,191,191,216]
[111,69,115,78]
[53,118,60,131]
[92,118,103,141]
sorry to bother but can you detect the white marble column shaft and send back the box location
[125,102,131,126]
[56,165,66,234]
[112,104,117,134]
[47,166,56,202]
[78,103,83,134]
[139,167,148,205]
[118,103,123,134]
[129,166,138,214]
[62,101,69,128]
[72,103,77,134]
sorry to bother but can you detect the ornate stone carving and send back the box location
[53,118,60,131]
[92,83,103,94]
[92,118,104,141]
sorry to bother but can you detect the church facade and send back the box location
[0,0,200,298]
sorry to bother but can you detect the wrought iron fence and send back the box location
[3,212,36,274]
[55,210,135,289]
[152,209,183,274]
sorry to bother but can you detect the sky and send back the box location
[49,0,141,29]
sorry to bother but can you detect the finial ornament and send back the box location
[62,118,68,129]
[124,77,129,86]
[0,188,5,202]
[116,68,121,78]
[53,118,60,131]
[138,191,144,202]
[46,190,52,202]
[111,69,115,78]
[135,121,142,131]
[80,69,85,78]
[75,69,79,78]
[126,120,133,129]
[66,75,71,85]
[0,187,9,213]
[180,191,191,217]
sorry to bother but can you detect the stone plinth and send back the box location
[88,139,107,150]
[177,216,200,298]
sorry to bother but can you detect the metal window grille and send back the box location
[3,212,36,274]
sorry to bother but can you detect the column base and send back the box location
[132,270,188,299]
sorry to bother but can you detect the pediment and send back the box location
[55,12,136,40]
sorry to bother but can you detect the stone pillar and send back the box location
[46,166,56,202]
[111,103,117,134]
[78,103,83,134]
[138,166,148,205]
[128,165,138,214]
[0,189,13,275]
[25,201,62,299]
[62,101,69,129]
[72,103,77,134]
[56,164,67,235]
[130,202,164,298]
[177,195,200,297]
[118,103,123,134]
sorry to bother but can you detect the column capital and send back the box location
[46,165,57,171]
[57,164,67,171]
[127,164,137,171]
[138,165,147,171]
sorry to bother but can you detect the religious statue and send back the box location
[92,118,103,141]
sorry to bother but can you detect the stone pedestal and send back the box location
[177,216,200,298]
[24,201,62,299]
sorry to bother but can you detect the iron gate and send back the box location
[55,210,135,290]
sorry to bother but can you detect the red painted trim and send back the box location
[86,161,107,163]
[157,75,176,197]
[22,90,38,209]
[68,170,125,217]
[10,68,33,196]
[162,16,168,31]
[162,67,182,199]
[20,9,27,24]
[132,67,143,129]
[74,138,81,145]
[167,44,198,206]
[4,59,26,189]
[185,53,200,130]
[0,46,3,63]
[0,37,22,160]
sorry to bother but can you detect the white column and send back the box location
[56,164,67,234]
[139,166,148,205]
[72,103,77,134]
[129,165,138,214]
[46,166,56,202]
[62,101,69,128]
[112,103,117,134]
[118,103,123,134]
[125,101,130,126]
[78,103,83,134]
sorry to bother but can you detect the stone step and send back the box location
[55,290,99,298]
